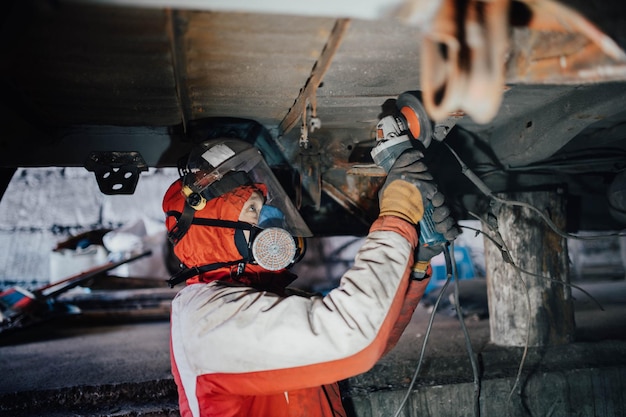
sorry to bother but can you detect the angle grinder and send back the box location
[371,91,451,247]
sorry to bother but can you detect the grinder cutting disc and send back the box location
[396,91,434,149]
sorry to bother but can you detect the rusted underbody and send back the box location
[1,0,625,233]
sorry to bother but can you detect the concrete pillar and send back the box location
[483,190,575,347]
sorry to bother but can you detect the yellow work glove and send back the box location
[379,180,425,224]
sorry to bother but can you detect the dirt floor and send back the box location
[0,279,625,416]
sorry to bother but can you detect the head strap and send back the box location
[166,209,256,245]
[167,203,197,245]
[166,260,245,287]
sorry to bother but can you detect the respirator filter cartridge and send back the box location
[251,227,297,271]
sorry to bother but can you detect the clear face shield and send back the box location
[184,139,312,238]
[181,139,312,272]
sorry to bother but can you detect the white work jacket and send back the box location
[170,216,428,417]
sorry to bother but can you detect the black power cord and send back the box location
[392,242,481,417]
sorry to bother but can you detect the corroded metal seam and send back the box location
[278,18,351,136]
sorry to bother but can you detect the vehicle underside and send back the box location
[2,4,626,416]
[1,0,626,236]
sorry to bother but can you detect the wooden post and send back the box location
[483,190,575,347]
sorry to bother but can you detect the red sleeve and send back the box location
[371,215,429,356]
[370,215,419,247]
[382,277,430,356]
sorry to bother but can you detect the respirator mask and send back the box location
[234,204,307,271]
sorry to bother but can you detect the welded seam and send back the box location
[278,18,351,136]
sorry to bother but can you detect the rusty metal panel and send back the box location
[175,11,337,126]
[314,19,422,130]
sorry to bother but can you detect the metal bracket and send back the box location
[299,99,322,149]
[84,151,148,195]
[299,152,322,211]
[432,113,464,142]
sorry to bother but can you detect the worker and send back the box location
[162,138,459,417]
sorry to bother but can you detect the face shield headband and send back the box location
[166,206,306,287]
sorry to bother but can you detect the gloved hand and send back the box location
[428,191,460,242]
[378,149,438,224]
[377,149,460,279]
[411,191,460,280]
